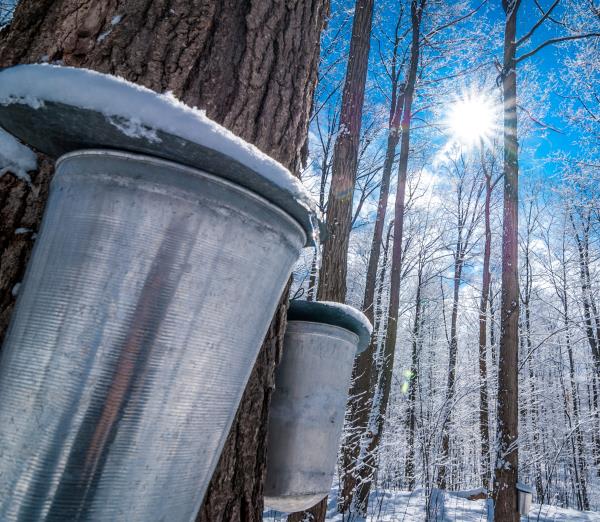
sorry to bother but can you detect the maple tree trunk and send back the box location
[338,80,403,517]
[350,2,425,514]
[316,0,374,303]
[437,245,463,490]
[0,1,328,520]
[494,1,520,520]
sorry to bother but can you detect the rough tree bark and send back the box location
[0,1,328,520]
[316,0,374,303]
[290,1,374,521]
[494,1,520,520]
[338,16,405,513]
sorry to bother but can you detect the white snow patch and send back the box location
[264,488,600,522]
[97,15,123,42]
[11,283,21,297]
[450,487,486,499]
[107,116,161,143]
[14,228,32,235]
[0,127,37,183]
[97,30,112,42]
[0,64,318,228]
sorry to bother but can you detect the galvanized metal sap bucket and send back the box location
[264,300,372,513]
[0,66,318,522]
[517,482,534,515]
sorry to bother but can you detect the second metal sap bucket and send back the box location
[264,300,372,512]
[0,65,319,522]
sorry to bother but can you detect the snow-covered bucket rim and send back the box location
[516,482,534,494]
[287,300,372,353]
[0,64,320,246]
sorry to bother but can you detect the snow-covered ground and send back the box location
[265,488,600,521]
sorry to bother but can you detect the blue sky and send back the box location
[316,0,599,188]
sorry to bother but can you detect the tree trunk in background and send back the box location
[316,0,374,303]
[374,221,395,337]
[494,1,520,520]
[0,2,328,520]
[521,220,543,501]
[338,36,404,515]
[571,212,600,468]
[405,268,423,490]
[556,231,589,509]
[351,1,425,515]
[437,239,464,490]
[292,1,373,521]
[478,161,492,492]
[307,120,336,301]
[490,288,498,369]
[438,162,483,491]
[571,213,600,380]
[564,318,590,509]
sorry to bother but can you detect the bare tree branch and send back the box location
[517,0,561,46]
[517,33,600,63]
[423,0,488,41]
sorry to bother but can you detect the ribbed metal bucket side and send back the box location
[264,321,358,513]
[0,151,306,522]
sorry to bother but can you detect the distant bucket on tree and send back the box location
[264,300,371,513]
[516,482,534,515]
[0,65,319,521]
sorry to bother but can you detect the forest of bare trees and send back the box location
[0,0,599,521]
[291,0,600,520]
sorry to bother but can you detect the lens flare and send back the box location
[446,91,497,148]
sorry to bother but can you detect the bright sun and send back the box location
[446,91,497,148]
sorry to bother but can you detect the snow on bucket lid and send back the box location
[287,300,372,354]
[516,482,534,494]
[0,64,320,246]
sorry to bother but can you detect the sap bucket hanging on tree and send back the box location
[516,482,534,515]
[264,300,372,513]
[0,65,319,522]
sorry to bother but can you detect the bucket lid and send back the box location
[287,300,372,354]
[516,482,534,494]
[0,64,320,246]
